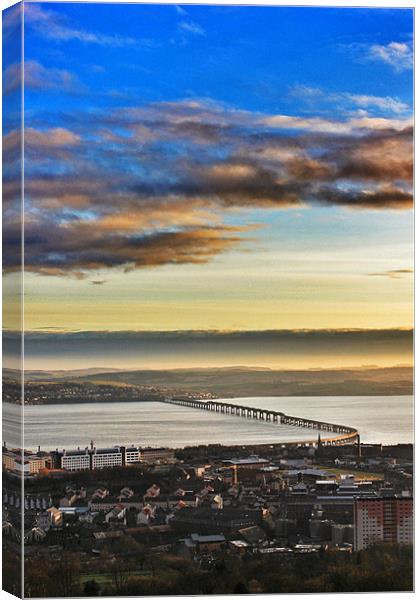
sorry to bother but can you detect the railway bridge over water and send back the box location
[163,397,359,448]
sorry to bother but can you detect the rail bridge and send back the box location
[163,397,359,448]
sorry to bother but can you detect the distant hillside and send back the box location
[3,367,122,382]
[10,365,410,397]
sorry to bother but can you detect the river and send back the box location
[2,395,413,451]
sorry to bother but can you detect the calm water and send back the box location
[3,395,413,451]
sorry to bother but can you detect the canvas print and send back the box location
[2,1,414,597]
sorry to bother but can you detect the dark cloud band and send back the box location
[3,327,413,362]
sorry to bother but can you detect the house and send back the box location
[180,533,226,556]
[25,527,47,543]
[104,504,126,523]
[137,504,156,525]
[35,511,51,532]
[144,484,160,499]
[119,487,135,500]
[47,507,63,527]
[91,487,109,501]
[238,525,267,545]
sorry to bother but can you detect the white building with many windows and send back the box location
[125,446,141,464]
[91,447,123,469]
[61,450,91,472]
[50,444,175,472]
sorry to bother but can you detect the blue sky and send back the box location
[23,4,413,114]
[2,3,414,367]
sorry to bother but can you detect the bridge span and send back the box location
[163,397,359,448]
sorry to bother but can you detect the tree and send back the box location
[84,579,101,596]
[48,553,81,597]
[24,558,50,598]
[233,581,249,594]
[111,557,132,594]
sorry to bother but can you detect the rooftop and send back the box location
[190,533,226,543]
[223,457,270,466]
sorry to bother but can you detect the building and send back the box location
[10,457,30,476]
[2,446,50,475]
[58,445,140,471]
[222,457,270,470]
[354,496,413,551]
[180,533,226,556]
[170,506,263,533]
[27,455,50,474]
[47,507,63,527]
[124,446,141,464]
[91,447,123,469]
[2,448,18,472]
[139,447,175,463]
[309,518,332,541]
[331,523,354,546]
[59,446,125,471]
[7,443,175,474]
[61,449,91,472]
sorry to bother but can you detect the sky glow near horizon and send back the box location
[2,3,414,369]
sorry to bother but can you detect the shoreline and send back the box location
[2,390,415,407]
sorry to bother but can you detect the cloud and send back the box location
[4,60,85,96]
[329,127,413,182]
[9,97,411,278]
[175,6,188,16]
[289,85,410,116]
[3,127,81,169]
[26,60,85,93]
[316,185,412,210]
[2,63,21,96]
[25,127,81,148]
[261,113,411,134]
[2,3,21,32]
[367,269,413,279]
[3,218,251,278]
[367,41,413,72]
[349,94,409,114]
[289,85,324,99]
[25,4,138,47]
[179,20,206,36]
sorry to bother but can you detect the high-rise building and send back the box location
[354,496,413,551]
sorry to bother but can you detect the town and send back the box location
[3,434,413,596]
[2,379,218,406]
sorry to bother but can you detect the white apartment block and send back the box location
[61,452,91,472]
[125,447,141,464]
[91,448,123,469]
